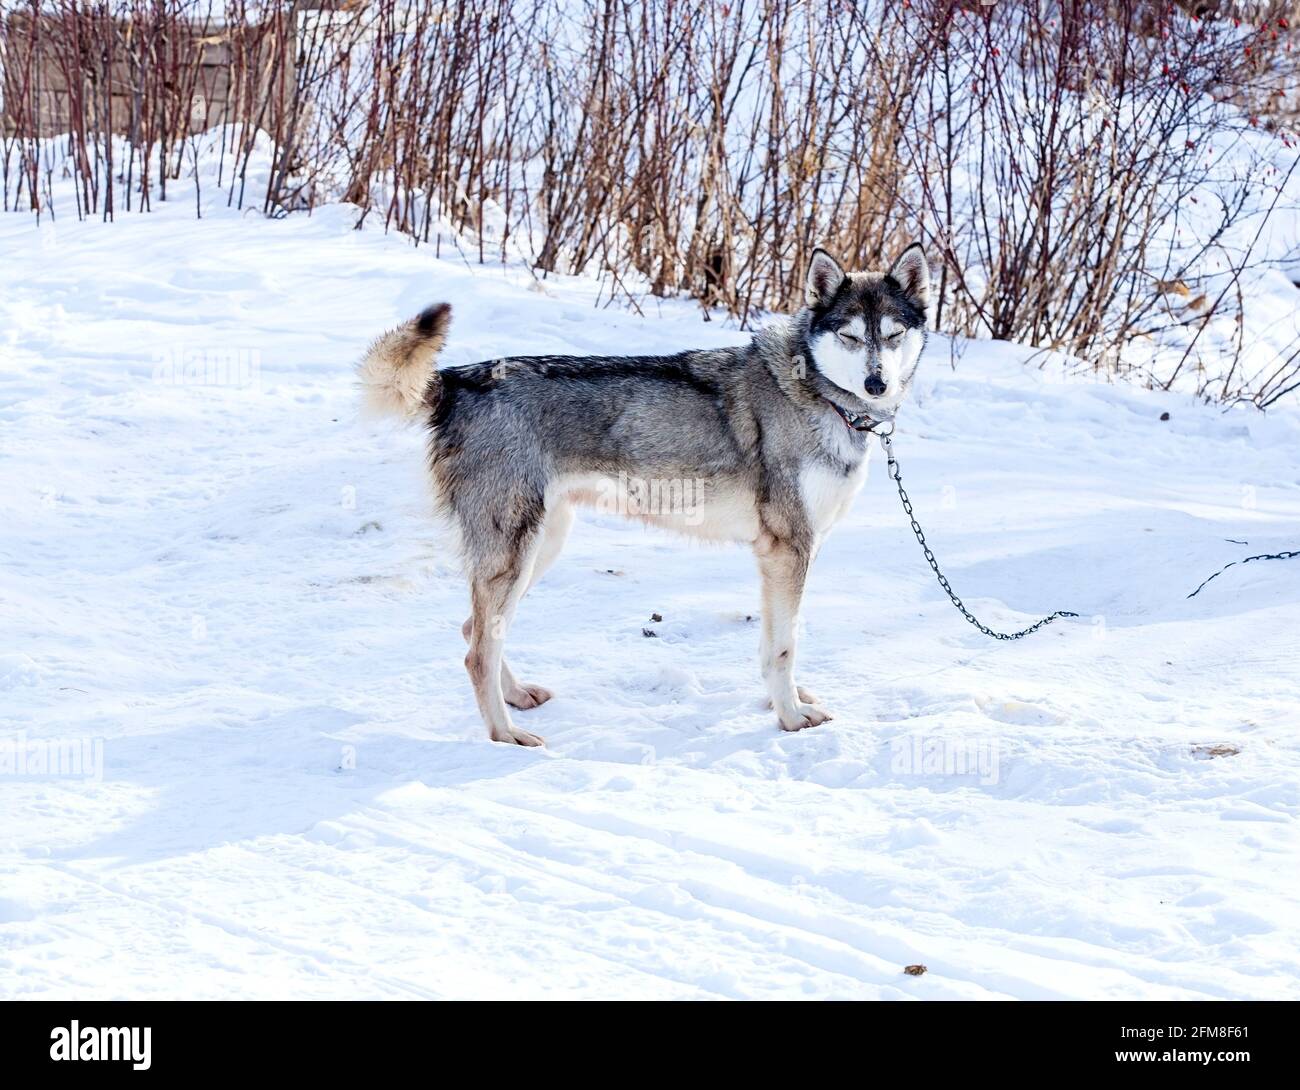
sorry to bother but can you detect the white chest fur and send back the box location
[800,443,871,538]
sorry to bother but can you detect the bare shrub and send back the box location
[3,0,1298,404]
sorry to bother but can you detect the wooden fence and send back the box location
[0,11,292,139]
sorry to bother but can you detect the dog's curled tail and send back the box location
[357,302,451,421]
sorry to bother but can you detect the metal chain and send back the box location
[874,425,1079,640]
[1185,548,1300,599]
[868,422,1297,629]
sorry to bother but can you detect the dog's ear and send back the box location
[887,243,931,316]
[805,248,845,309]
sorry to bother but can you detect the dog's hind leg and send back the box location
[755,539,832,732]
[502,499,573,708]
[461,499,573,711]
[465,534,546,746]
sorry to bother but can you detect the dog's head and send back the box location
[802,243,931,414]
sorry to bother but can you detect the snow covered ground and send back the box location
[3,183,1300,1000]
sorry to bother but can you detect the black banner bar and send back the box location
[1,999,1291,1078]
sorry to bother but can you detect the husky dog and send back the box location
[360,245,931,745]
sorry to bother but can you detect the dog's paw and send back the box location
[492,726,546,747]
[778,703,833,732]
[767,686,818,710]
[505,682,553,710]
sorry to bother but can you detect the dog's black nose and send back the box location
[864,374,887,397]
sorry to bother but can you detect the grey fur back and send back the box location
[422,322,868,561]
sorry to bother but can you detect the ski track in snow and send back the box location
[2,193,1300,1000]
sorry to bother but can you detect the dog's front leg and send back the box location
[755,539,833,731]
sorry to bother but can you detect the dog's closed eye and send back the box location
[837,329,863,347]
